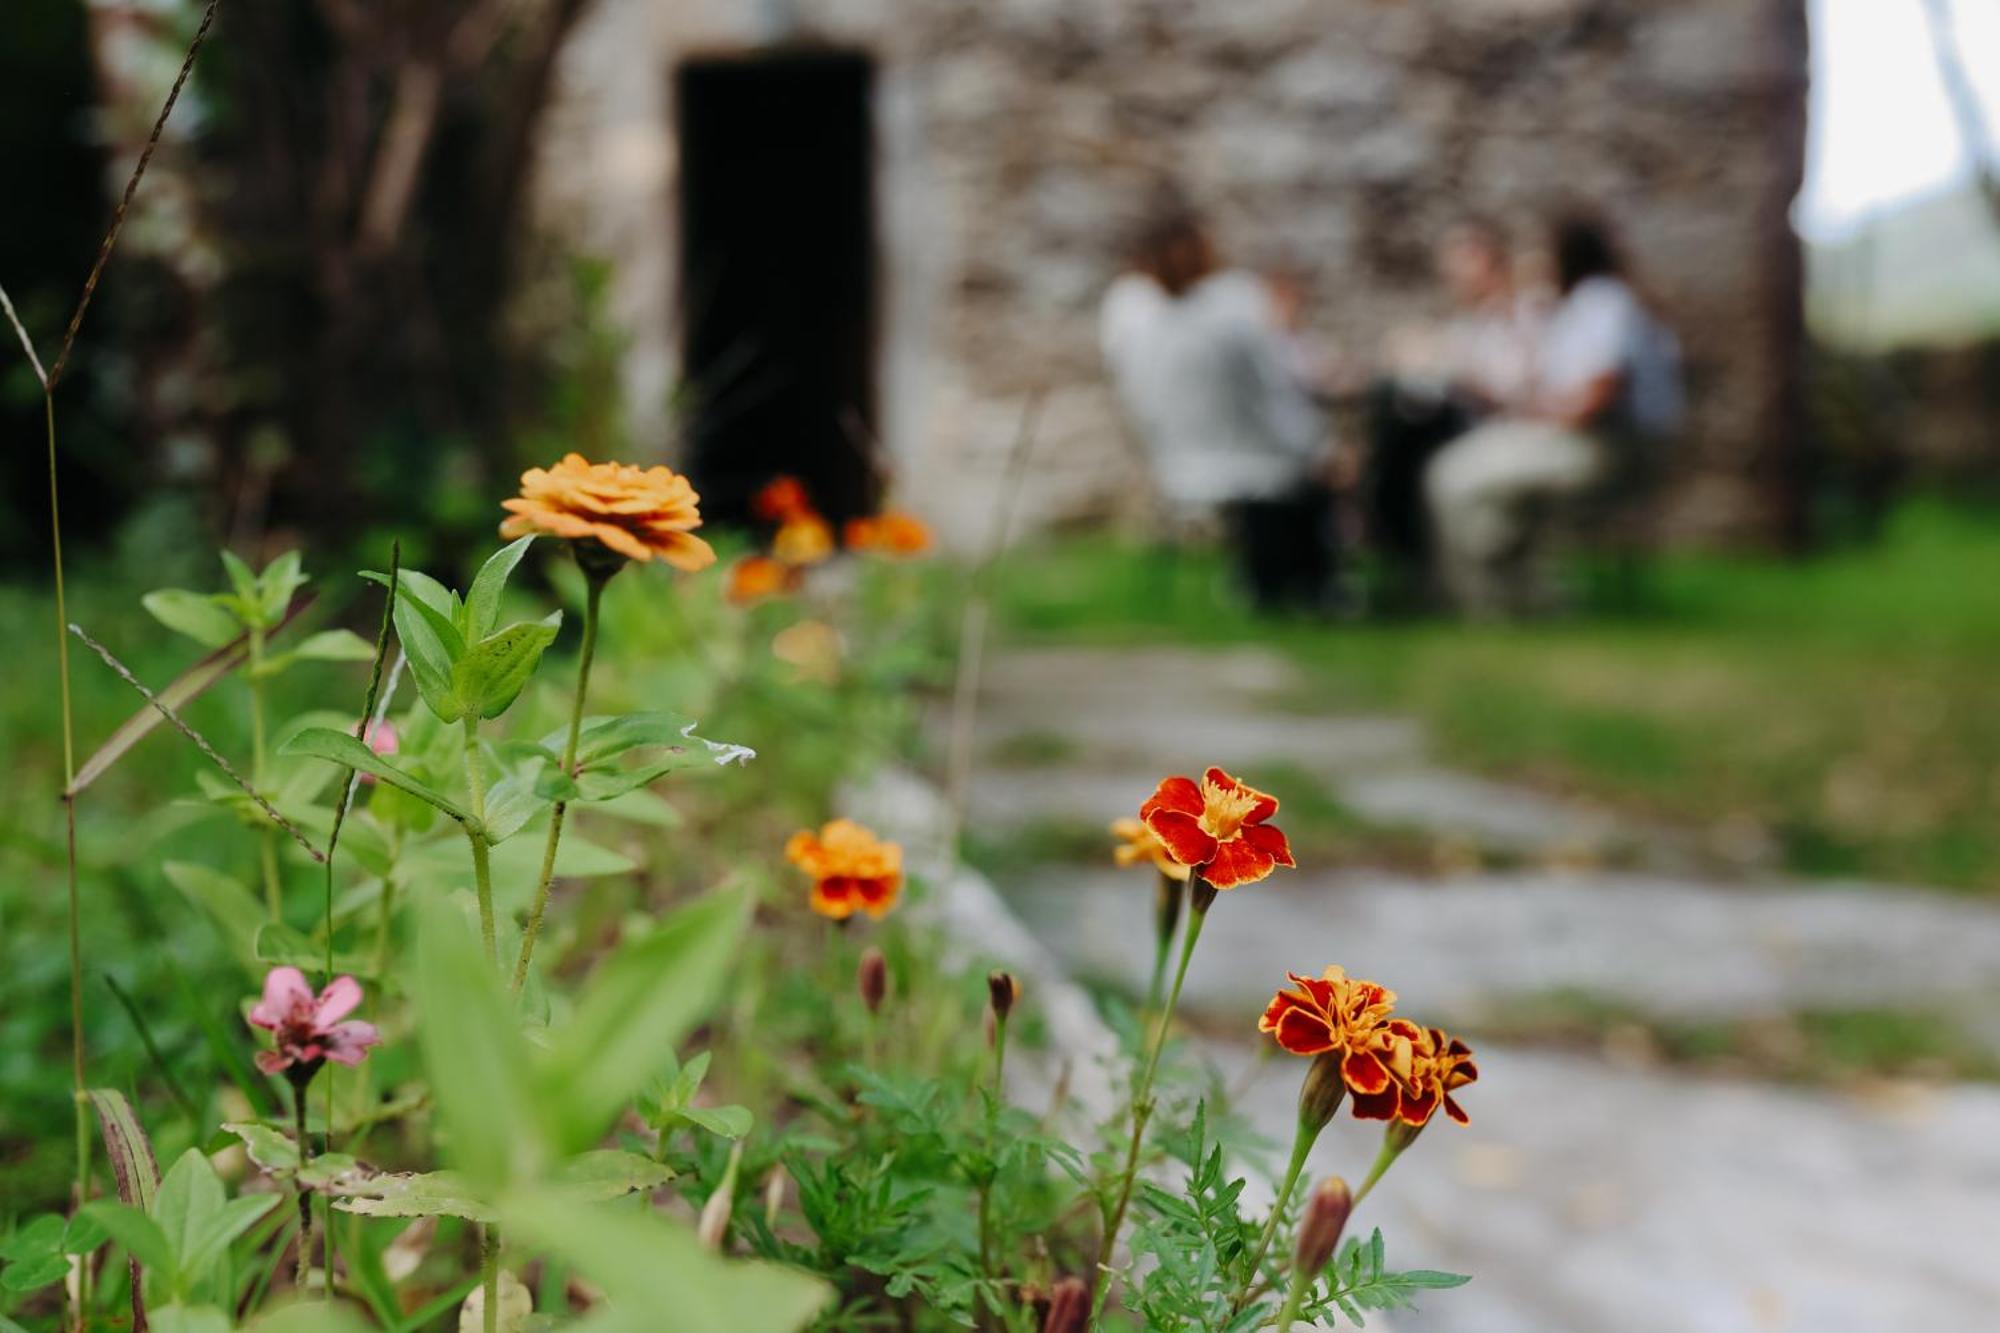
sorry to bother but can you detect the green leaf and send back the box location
[289,629,377,662]
[154,1149,227,1281]
[333,1170,493,1223]
[453,616,561,721]
[280,727,471,824]
[585,788,682,828]
[550,1150,675,1202]
[413,898,545,1192]
[150,1305,233,1333]
[676,1105,754,1140]
[362,569,467,722]
[500,1192,830,1333]
[247,1302,376,1332]
[0,1254,68,1292]
[182,1194,279,1287]
[553,713,699,767]
[544,888,748,1150]
[79,1203,175,1286]
[0,1216,64,1262]
[256,551,309,626]
[220,1122,299,1174]
[62,1212,108,1255]
[89,1087,162,1213]
[163,862,263,975]
[220,551,261,606]
[253,922,375,978]
[481,763,554,846]
[142,590,241,649]
[466,536,536,639]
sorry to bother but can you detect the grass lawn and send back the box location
[992,499,2000,892]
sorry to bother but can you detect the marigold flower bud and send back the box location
[1293,1176,1353,1276]
[697,1182,733,1251]
[1041,1276,1089,1333]
[988,970,1019,1023]
[763,1166,787,1230]
[1297,1050,1348,1134]
[858,947,888,1014]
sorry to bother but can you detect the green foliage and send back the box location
[361,544,561,724]
[1295,1230,1471,1327]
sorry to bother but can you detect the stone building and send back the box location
[537,0,1810,544]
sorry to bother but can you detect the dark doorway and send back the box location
[675,48,878,528]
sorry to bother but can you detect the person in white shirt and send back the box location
[1098,208,1333,612]
[1365,218,1548,609]
[1425,213,1679,615]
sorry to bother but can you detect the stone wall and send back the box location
[539,0,1810,545]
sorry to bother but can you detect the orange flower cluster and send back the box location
[728,476,835,606]
[500,454,716,570]
[1259,966,1478,1128]
[1110,817,1192,882]
[785,818,903,921]
[845,511,933,556]
[1139,767,1295,889]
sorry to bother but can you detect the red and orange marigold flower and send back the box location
[1139,767,1294,889]
[500,453,716,570]
[1359,1021,1479,1127]
[1110,817,1192,882]
[753,475,815,524]
[845,511,933,556]
[786,818,903,921]
[1258,966,1399,1101]
[727,554,797,606]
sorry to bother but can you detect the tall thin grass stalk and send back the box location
[513,571,605,993]
[6,12,221,1323]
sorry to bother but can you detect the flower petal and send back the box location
[1341,1049,1392,1096]
[313,975,363,1027]
[1140,775,1204,820]
[1144,810,1217,868]
[1273,1005,1336,1056]
[250,967,312,1030]
[1201,836,1275,889]
[322,1021,381,1066]
[1240,822,1294,867]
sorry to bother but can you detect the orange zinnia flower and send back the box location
[752,475,815,523]
[1357,1022,1478,1128]
[1139,767,1294,889]
[772,514,835,567]
[1110,817,1192,882]
[500,453,716,570]
[726,554,796,605]
[1258,966,1399,1101]
[785,818,903,921]
[845,511,933,556]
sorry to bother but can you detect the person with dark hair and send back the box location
[1424,211,1681,615]
[1099,206,1334,614]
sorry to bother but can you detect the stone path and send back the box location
[941,644,2000,1332]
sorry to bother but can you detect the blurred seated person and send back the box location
[1098,206,1334,614]
[1425,212,1683,616]
[1363,218,1546,609]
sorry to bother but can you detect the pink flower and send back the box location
[248,967,380,1076]
[357,720,398,785]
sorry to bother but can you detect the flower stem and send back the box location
[1272,1274,1311,1331]
[462,719,496,966]
[293,1079,314,1292]
[512,573,603,994]
[1092,883,1211,1316]
[47,392,92,1333]
[1235,1117,1319,1309]
[1352,1134,1403,1206]
[480,1226,500,1333]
